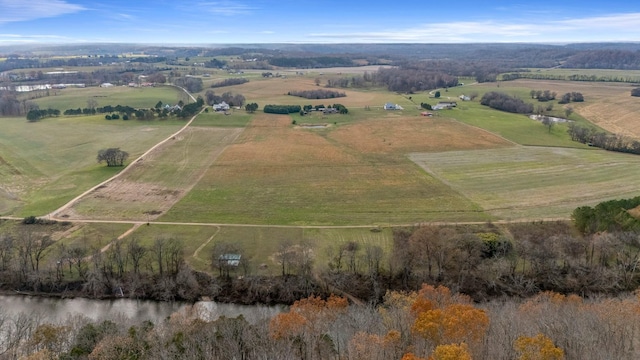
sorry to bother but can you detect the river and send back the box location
[0,295,284,324]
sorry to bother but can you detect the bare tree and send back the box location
[127,238,146,275]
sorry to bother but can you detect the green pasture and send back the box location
[407,84,595,147]
[409,146,640,220]
[0,115,184,216]
[26,85,184,111]
[160,155,489,226]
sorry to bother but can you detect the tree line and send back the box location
[567,122,640,154]
[480,92,533,114]
[287,89,346,99]
[210,78,248,88]
[264,104,302,114]
[502,71,640,83]
[268,56,354,68]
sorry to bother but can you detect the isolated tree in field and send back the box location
[97,148,129,167]
[434,91,441,98]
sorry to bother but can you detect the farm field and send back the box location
[433,79,639,140]
[409,146,640,220]
[0,115,185,216]
[28,85,187,111]
[64,126,244,221]
[496,79,640,139]
[159,113,509,225]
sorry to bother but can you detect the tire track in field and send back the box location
[192,226,221,264]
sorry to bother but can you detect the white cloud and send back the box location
[307,12,640,43]
[0,0,85,23]
[197,1,255,16]
[0,33,80,43]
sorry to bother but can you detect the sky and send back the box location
[1,0,640,45]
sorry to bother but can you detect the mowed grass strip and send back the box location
[0,116,184,216]
[68,126,243,221]
[409,146,640,220]
[161,114,510,225]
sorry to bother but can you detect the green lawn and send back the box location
[29,85,185,111]
[191,111,254,127]
[0,115,184,216]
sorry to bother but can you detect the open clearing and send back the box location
[409,146,640,220]
[160,113,509,225]
[63,126,243,221]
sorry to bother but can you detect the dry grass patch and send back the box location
[329,117,512,154]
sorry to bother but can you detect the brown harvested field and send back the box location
[160,113,512,225]
[62,126,243,221]
[329,116,512,154]
[502,79,640,138]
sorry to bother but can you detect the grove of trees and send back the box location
[373,67,458,93]
[263,104,302,114]
[480,92,533,114]
[210,78,248,88]
[287,89,345,99]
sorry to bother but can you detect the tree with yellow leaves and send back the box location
[411,285,489,346]
[515,334,564,360]
[430,343,472,360]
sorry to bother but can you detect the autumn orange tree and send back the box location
[269,294,348,359]
[411,285,489,346]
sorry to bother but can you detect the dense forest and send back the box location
[373,66,458,93]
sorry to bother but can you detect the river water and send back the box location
[0,295,284,324]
